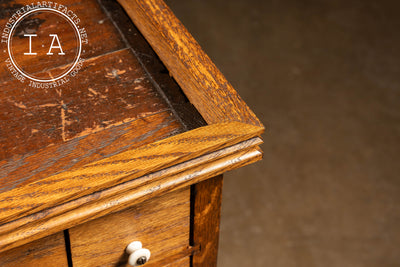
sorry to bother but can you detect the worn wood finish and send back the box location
[117,0,263,127]
[0,111,182,193]
[99,0,208,131]
[0,138,262,253]
[1,0,187,193]
[191,176,223,267]
[69,188,190,267]
[0,47,170,157]
[0,1,264,266]
[0,48,181,190]
[0,232,68,266]
[0,0,126,82]
[0,121,262,225]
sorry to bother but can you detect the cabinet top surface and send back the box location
[0,0,187,193]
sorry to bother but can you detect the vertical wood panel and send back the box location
[191,175,223,267]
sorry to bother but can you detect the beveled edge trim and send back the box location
[0,122,263,225]
[0,140,262,252]
[0,137,262,235]
[117,0,264,128]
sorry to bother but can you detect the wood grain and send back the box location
[69,188,190,267]
[0,232,68,266]
[117,0,263,127]
[0,111,182,193]
[0,137,261,235]
[0,48,182,191]
[0,2,265,266]
[1,0,186,193]
[143,246,197,267]
[0,0,126,82]
[0,48,170,161]
[191,176,223,267]
[0,121,262,225]
[0,139,262,253]
[164,257,190,267]
[99,0,208,131]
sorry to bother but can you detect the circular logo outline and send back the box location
[7,8,82,83]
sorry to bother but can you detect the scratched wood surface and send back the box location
[0,0,125,82]
[99,0,208,131]
[0,0,264,262]
[117,0,263,127]
[0,0,186,193]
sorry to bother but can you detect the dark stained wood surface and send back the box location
[0,47,176,172]
[0,0,186,193]
[0,111,182,192]
[0,0,126,82]
[69,188,191,267]
[100,0,208,131]
[0,231,68,266]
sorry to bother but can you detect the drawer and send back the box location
[68,188,191,266]
[165,257,190,266]
[0,232,68,266]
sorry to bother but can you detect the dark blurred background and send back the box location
[165,0,400,266]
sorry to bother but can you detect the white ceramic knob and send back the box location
[126,241,151,266]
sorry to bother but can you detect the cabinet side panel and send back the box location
[192,175,223,267]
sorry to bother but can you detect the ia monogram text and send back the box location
[23,33,65,55]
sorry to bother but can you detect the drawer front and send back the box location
[165,257,190,266]
[0,232,68,267]
[69,188,190,266]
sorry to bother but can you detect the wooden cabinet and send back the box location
[0,0,263,266]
